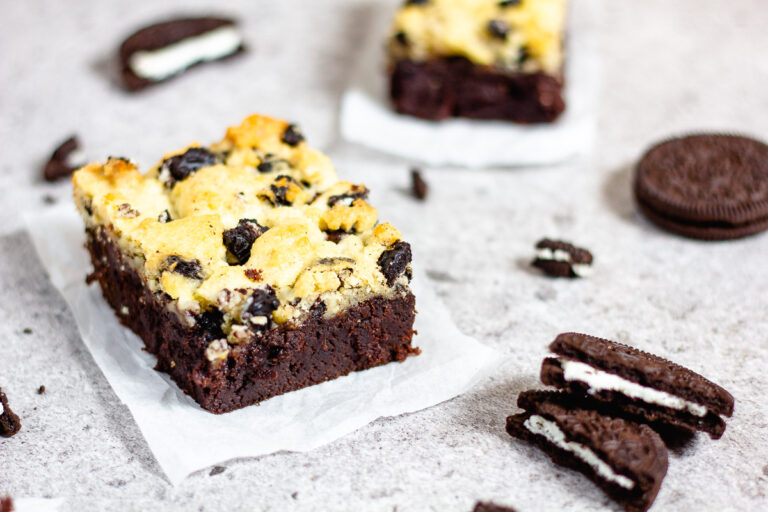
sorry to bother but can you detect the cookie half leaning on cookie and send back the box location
[119,17,245,91]
[507,390,668,512]
[541,333,734,440]
[634,134,768,240]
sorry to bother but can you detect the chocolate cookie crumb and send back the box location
[411,168,428,200]
[22,328,32,335]
[473,502,517,512]
[37,385,46,395]
[209,466,226,476]
[0,388,22,437]
[43,135,83,182]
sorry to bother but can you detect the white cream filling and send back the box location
[129,26,242,81]
[536,248,593,277]
[524,415,635,490]
[559,358,708,417]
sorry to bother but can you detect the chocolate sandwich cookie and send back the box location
[541,333,734,440]
[507,390,668,512]
[532,239,593,278]
[120,17,244,91]
[634,134,768,240]
[0,387,21,437]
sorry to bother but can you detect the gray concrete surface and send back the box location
[1,0,768,510]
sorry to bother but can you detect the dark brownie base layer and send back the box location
[85,227,418,414]
[390,57,565,123]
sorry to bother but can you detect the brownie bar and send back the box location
[73,114,418,413]
[86,226,417,413]
[390,57,565,123]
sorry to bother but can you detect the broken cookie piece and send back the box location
[507,390,668,512]
[43,135,85,182]
[0,387,21,437]
[119,17,245,91]
[532,238,593,278]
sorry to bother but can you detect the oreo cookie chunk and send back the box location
[507,391,668,512]
[634,134,768,240]
[532,239,593,278]
[43,135,86,182]
[0,387,21,437]
[541,333,734,440]
[119,17,244,91]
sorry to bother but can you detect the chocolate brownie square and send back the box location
[72,114,418,413]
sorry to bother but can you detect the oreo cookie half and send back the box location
[507,390,668,512]
[119,17,244,91]
[541,332,734,440]
[634,134,768,240]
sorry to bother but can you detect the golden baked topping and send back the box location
[389,0,567,75]
[72,114,413,339]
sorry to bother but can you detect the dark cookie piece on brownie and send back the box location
[119,17,244,91]
[0,388,21,437]
[43,135,84,182]
[159,147,219,187]
[507,390,668,512]
[532,239,593,278]
[541,332,734,440]
[378,241,412,286]
[223,219,268,265]
[634,134,768,240]
[472,502,517,512]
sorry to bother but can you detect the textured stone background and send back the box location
[2,1,768,511]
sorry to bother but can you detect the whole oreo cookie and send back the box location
[634,134,768,240]
[119,17,244,91]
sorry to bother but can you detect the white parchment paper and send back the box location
[24,206,502,485]
[340,0,603,168]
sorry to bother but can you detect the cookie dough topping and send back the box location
[72,114,413,345]
[389,0,567,74]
